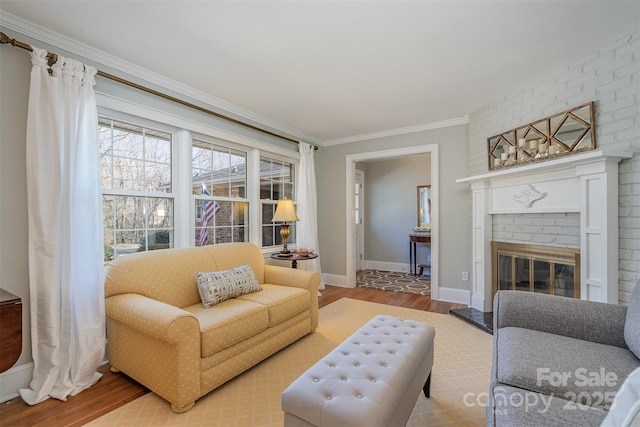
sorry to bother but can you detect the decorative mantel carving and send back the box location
[513,184,546,208]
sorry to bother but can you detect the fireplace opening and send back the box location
[492,241,580,301]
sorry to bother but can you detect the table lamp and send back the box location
[272,197,299,255]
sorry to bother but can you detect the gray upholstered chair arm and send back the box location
[493,290,628,348]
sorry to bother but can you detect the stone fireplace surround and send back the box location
[457,150,632,312]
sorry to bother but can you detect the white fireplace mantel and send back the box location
[457,150,632,311]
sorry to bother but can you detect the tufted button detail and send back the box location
[281,315,435,426]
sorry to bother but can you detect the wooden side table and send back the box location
[0,288,22,373]
[271,253,318,269]
[409,234,431,276]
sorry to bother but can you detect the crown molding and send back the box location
[322,116,470,146]
[1,12,468,148]
[0,12,321,146]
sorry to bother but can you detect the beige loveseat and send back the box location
[105,242,320,413]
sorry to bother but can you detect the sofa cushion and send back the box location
[496,327,640,409]
[236,284,309,327]
[184,299,269,357]
[625,282,640,359]
[488,384,607,427]
[196,264,262,308]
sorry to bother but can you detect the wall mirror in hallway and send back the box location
[418,185,431,227]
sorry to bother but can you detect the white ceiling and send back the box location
[1,1,639,145]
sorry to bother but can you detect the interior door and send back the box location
[355,169,365,272]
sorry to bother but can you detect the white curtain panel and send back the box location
[296,142,325,290]
[19,47,105,405]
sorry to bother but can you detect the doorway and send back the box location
[345,144,439,299]
[355,169,365,272]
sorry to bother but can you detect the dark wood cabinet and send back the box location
[0,288,22,373]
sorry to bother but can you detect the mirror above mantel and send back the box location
[487,101,596,171]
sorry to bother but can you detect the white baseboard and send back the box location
[364,260,410,273]
[437,287,471,305]
[322,273,351,288]
[0,362,33,403]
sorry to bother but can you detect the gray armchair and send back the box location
[487,285,640,427]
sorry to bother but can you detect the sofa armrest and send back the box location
[494,290,628,348]
[264,265,320,330]
[264,265,320,292]
[106,293,199,344]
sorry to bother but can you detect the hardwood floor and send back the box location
[0,285,466,427]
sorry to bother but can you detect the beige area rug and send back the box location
[86,299,492,426]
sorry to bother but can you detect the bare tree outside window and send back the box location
[99,118,173,260]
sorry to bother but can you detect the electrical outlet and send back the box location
[462,272,469,281]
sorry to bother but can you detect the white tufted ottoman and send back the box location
[281,315,435,427]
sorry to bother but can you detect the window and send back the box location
[97,107,298,256]
[99,118,173,260]
[192,140,248,246]
[260,156,296,248]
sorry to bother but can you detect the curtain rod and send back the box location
[0,31,318,150]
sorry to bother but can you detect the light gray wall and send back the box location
[468,32,640,304]
[316,125,470,291]
[361,155,430,266]
[0,41,31,369]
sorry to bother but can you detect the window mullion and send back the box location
[247,149,261,246]
[174,129,192,248]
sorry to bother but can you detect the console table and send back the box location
[409,234,431,276]
[0,288,22,373]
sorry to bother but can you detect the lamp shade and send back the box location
[272,197,299,223]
